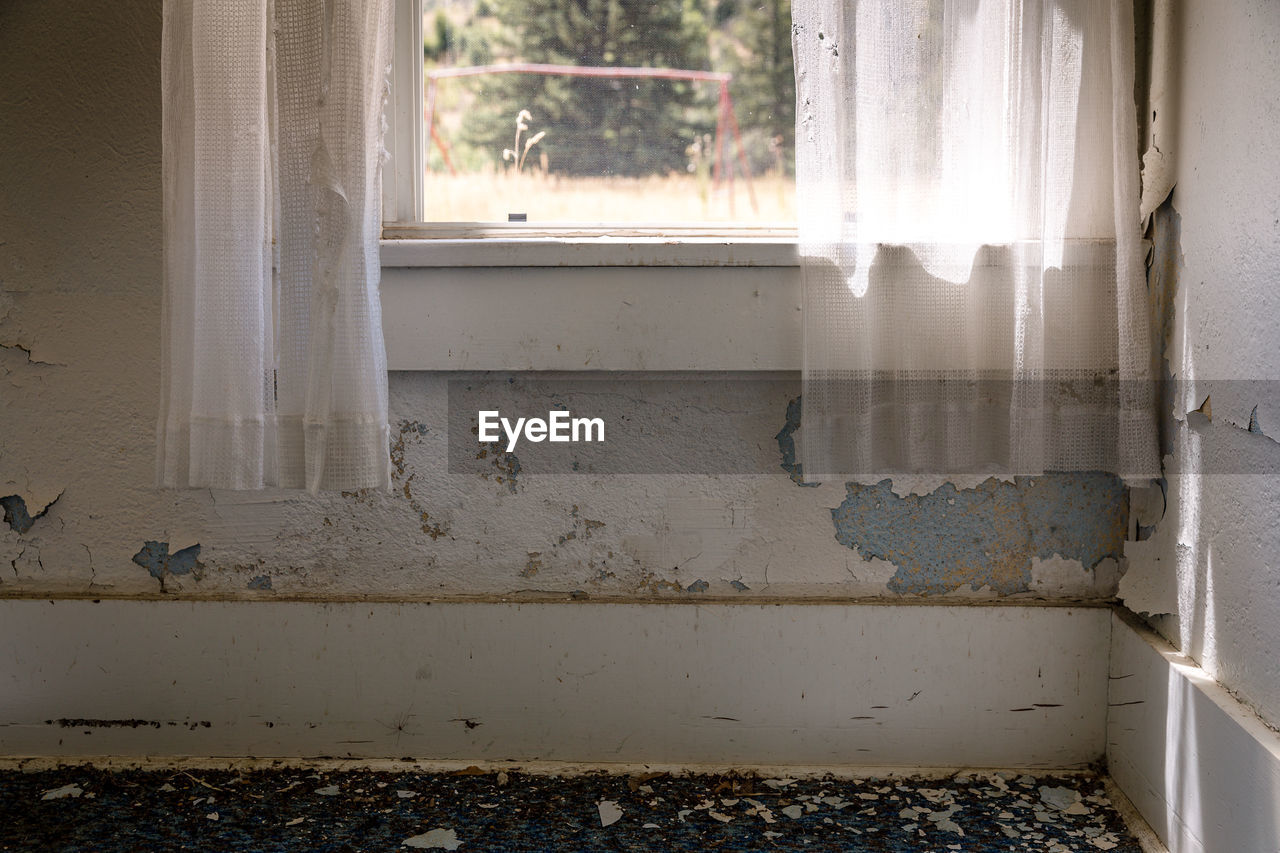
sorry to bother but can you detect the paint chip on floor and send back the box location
[597,799,623,826]
[403,828,462,849]
[40,785,82,801]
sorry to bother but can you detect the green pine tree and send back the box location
[462,0,715,177]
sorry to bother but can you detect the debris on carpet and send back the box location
[0,766,1148,851]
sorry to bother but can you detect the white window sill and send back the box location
[378,229,802,371]
[380,226,799,268]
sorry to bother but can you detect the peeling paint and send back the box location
[634,571,683,594]
[1241,405,1278,447]
[492,452,521,493]
[247,575,272,590]
[400,478,451,540]
[0,490,61,534]
[1248,405,1263,435]
[587,566,618,585]
[391,421,454,542]
[520,552,542,578]
[0,340,61,367]
[476,446,522,493]
[775,397,818,487]
[831,474,1127,595]
[685,579,709,593]
[131,541,203,591]
[390,420,429,477]
[0,496,34,534]
[419,512,450,540]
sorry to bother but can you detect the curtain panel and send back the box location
[159,0,394,491]
[793,0,1159,481]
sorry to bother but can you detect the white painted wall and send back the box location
[0,0,1122,604]
[1119,0,1280,731]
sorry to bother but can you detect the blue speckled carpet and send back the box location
[0,766,1147,851]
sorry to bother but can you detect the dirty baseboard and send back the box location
[1,600,1109,768]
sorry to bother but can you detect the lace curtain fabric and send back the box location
[159,0,393,491]
[794,0,1159,481]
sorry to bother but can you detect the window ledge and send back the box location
[379,225,801,371]
[380,225,799,268]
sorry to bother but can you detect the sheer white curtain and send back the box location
[794,0,1159,481]
[159,0,394,491]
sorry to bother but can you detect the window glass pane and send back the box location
[422,0,795,224]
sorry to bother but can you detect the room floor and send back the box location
[0,764,1156,851]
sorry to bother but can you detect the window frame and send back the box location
[379,0,801,373]
[379,0,799,268]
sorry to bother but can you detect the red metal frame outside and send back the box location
[425,63,756,211]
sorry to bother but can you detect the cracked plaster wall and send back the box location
[2,1,1127,608]
[1117,0,1280,730]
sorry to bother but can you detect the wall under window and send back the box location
[0,0,1141,608]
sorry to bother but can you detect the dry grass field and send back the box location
[421,170,795,224]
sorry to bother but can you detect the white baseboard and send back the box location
[1107,611,1280,853]
[0,600,1108,767]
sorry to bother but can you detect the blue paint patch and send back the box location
[131,541,203,590]
[1,495,33,534]
[1,492,60,534]
[775,397,819,486]
[247,575,272,590]
[495,452,521,493]
[685,579,709,593]
[729,579,750,592]
[830,473,1128,595]
[168,545,202,575]
[1248,405,1264,435]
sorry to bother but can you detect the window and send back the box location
[378,0,802,374]
[383,0,797,235]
